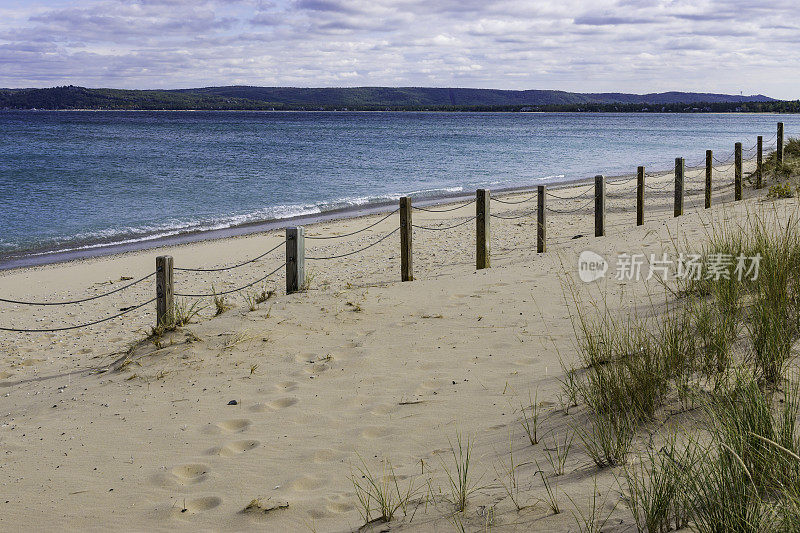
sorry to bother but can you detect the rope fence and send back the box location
[0,123,789,333]
[305,208,398,239]
[0,271,155,306]
[413,199,475,212]
[412,217,476,231]
[175,263,286,298]
[0,298,157,333]
[174,240,285,272]
[306,227,399,260]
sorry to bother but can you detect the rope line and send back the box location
[546,187,594,200]
[175,241,285,272]
[413,199,475,213]
[645,180,674,191]
[545,197,595,214]
[0,297,157,333]
[413,217,476,231]
[644,171,672,179]
[306,209,398,240]
[0,272,155,306]
[490,211,534,220]
[175,263,285,298]
[713,162,735,173]
[491,195,536,205]
[606,176,637,187]
[307,227,400,260]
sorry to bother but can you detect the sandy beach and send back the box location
[0,156,777,531]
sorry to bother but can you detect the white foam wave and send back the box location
[8,179,565,258]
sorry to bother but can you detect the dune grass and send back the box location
[439,432,479,513]
[147,298,205,346]
[350,455,419,526]
[565,198,800,531]
[764,137,800,181]
[623,432,695,533]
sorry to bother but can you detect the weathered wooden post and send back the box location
[594,175,605,237]
[734,142,742,201]
[756,136,763,189]
[636,166,644,226]
[674,158,684,217]
[286,226,305,294]
[537,185,546,253]
[399,197,413,281]
[705,150,712,209]
[155,255,173,327]
[476,189,490,269]
[778,122,784,166]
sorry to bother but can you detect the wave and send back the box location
[1,177,570,261]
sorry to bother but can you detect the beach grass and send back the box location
[439,432,479,513]
[563,197,800,531]
[350,455,419,526]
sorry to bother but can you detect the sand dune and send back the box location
[0,158,777,531]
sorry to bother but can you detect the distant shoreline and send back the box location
[2,85,794,113]
[3,108,798,114]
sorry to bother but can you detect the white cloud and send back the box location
[0,0,796,99]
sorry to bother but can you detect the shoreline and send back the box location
[0,154,757,332]
[0,167,692,271]
[0,175,604,271]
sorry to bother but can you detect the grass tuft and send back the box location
[350,455,418,525]
[439,432,480,513]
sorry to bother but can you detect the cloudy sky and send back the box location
[0,0,798,98]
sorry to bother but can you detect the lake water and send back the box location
[0,111,796,267]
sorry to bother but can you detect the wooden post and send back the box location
[286,226,305,294]
[636,166,644,226]
[756,136,763,189]
[476,189,490,269]
[705,150,714,209]
[155,255,173,327]
[400,197,413,281]
[778,122,784,166]
[735,142,742,201]
[594,175,605,237]
[674,158,684,217]
[537,185,546,253]
[705,150,713,209]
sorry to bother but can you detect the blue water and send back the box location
[0,111,797,263]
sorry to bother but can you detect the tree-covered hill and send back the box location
[0,85,793,112]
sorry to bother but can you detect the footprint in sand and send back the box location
[312,448,345,464]
[268,397,298,409]
[304,363,329,374]
[208,439,261,458]
[414,379,442,395]
[203,419,252,435]
[169,463,210,485]
[250,397,298,411]
[306,508,331,520]
[275,380,299,392]
[150,463,210,489]
[172,496,222,516]
[359,426,393,439]
[369,404,395,416]
[290,474,327,492]
[324,493,354,514]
